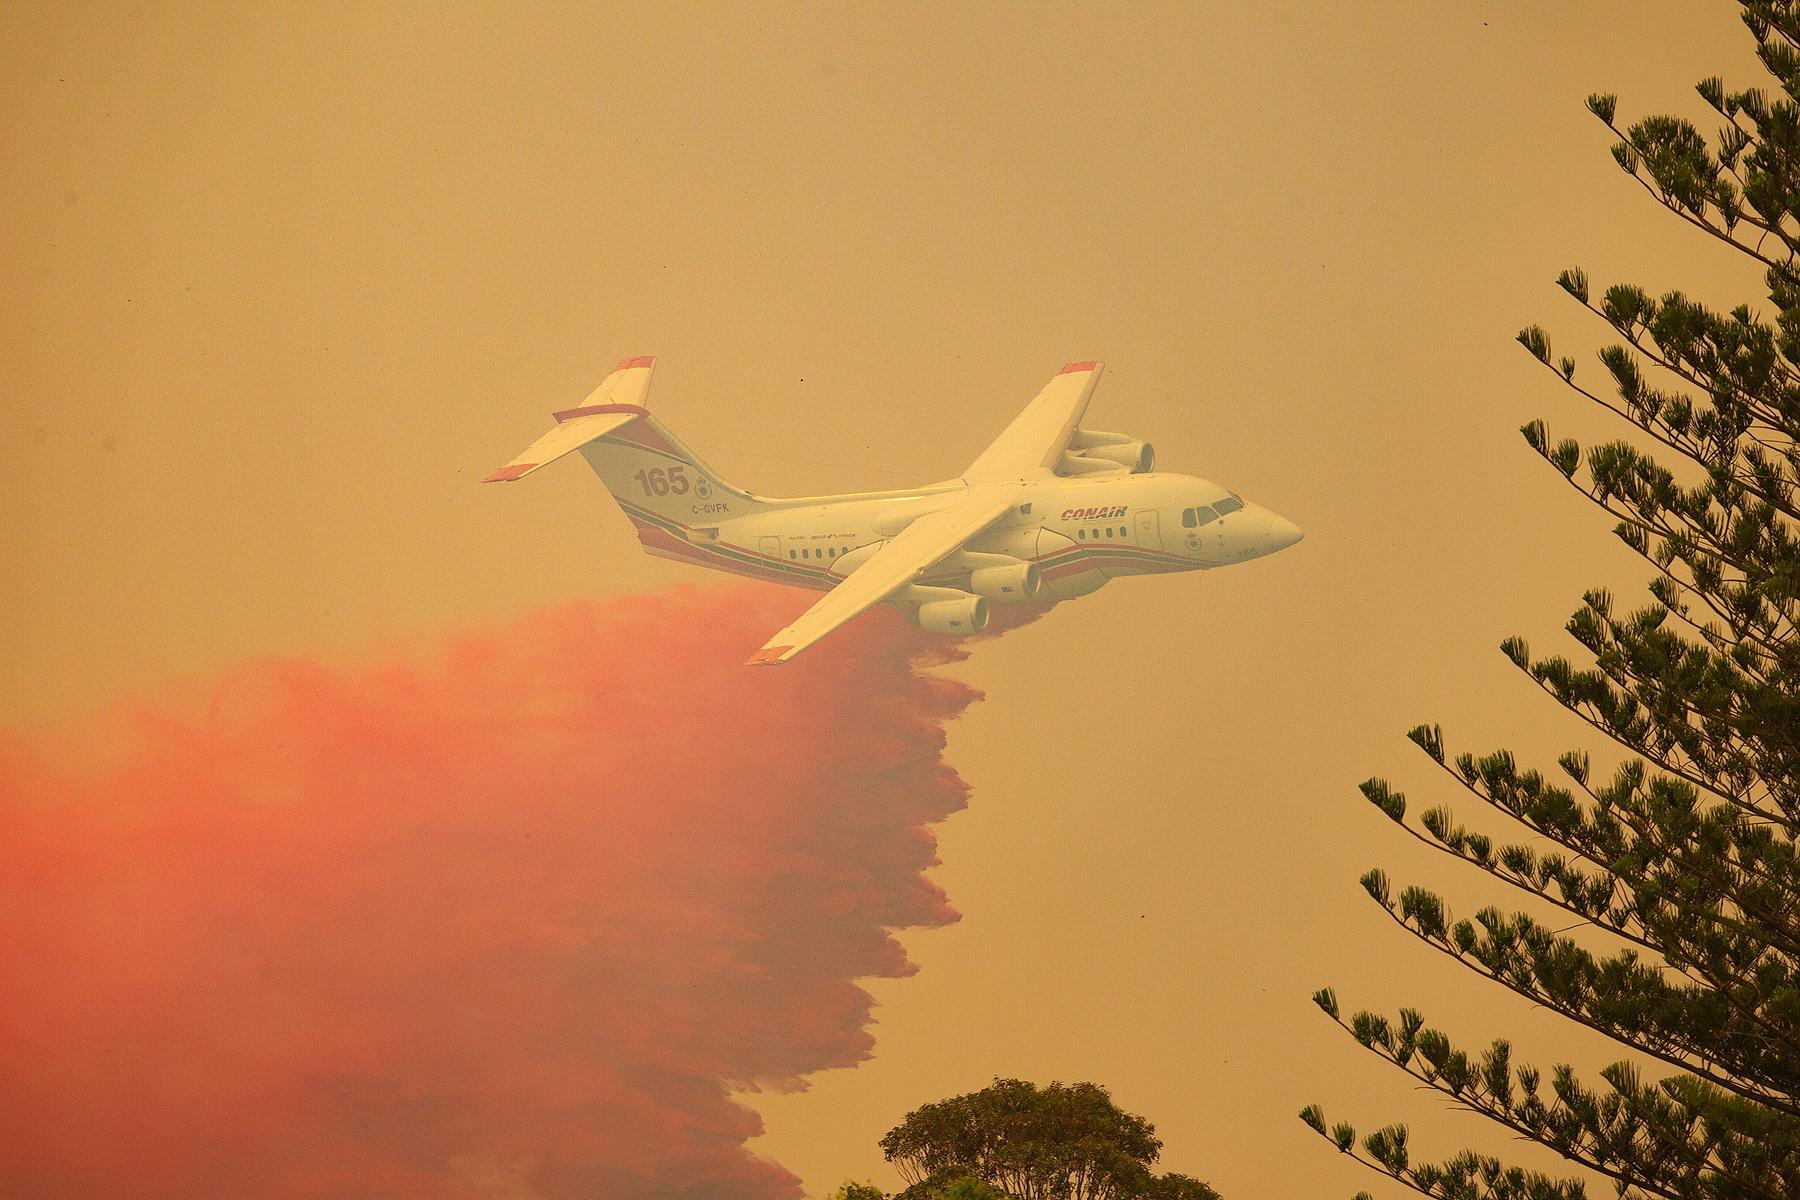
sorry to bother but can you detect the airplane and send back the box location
[485,357,1302,665]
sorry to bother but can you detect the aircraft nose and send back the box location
[1266,511,1304,551]
[1248,506,1303,555]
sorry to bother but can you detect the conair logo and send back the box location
[1062,506,1127,520]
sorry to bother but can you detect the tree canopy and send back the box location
[832,1184,894,1200]
[1305,4,1800,1198]
[878,1078,1220,1200]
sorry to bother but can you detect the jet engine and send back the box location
[904,586,990,637]
[967,557,1042,600]
[1079,440,1154,472]
[1057,451,1120,476]
[1066,428,1154,474]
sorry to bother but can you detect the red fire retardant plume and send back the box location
[0,586,1025,1199]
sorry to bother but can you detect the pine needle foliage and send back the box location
[1306,5,1800,1198]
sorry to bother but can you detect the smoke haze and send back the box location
[0,586,994,1199]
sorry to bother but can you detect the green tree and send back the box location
[1143,1174,1223,1200]
[1304,4,1800,1198]
[880,1078,1220,1200]
[830,1183,891,1200]
[933,1177,1009,1200]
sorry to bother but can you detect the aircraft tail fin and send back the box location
[484,357,773,534]
[483,356,656,483]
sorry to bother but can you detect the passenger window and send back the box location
[1182,508,1197,528]
[1078,528,1087,540]
[1214,497,1243,517]
[788,550,796,559]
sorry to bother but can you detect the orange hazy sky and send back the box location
[2,3,1770,1196]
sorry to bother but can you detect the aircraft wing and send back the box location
[961,361,1104,481]
[746,493,1013,665]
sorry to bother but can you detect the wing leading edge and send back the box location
[746,494,1013,665]
[961,360,1104,481]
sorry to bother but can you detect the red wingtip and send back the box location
[1058,360,1098,375]
[744,645,793,666]
[483,463,536,483]
[615,355,655,371]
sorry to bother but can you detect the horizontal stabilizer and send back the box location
[483,409,640,482]
[483,356,657,483]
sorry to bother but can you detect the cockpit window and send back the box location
[1214,496,1244,517]
[1193,503,1218,524]
[1181,508,1197,528]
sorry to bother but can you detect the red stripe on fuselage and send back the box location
[629,520,835,589]
[621,496,1192,591]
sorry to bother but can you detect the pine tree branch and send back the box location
[1362,894,1800,1112]
[1316,1009,1764,1200]
[1509,660,1789,826]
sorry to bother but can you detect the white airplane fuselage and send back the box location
[621,469,1302,602]
[488,358,1302,660]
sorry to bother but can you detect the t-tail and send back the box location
[483,357,773,549]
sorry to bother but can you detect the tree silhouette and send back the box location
[1305,4,1800,1198]
[878,1078,1220,1200]
[831,1184,893,1200]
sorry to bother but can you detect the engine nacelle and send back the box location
[1080,440,1154,473]
[1058,451,1118,476]
[905,588,989,637]
[968,558,1041,600]
[1067,429,1154,473]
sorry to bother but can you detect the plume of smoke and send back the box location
[0,586,1023,1199]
